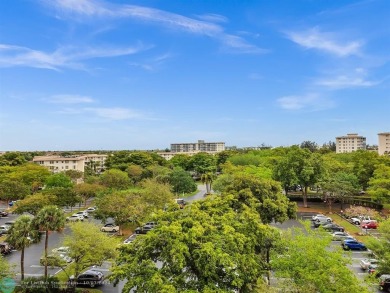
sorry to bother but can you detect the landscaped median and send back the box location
[330,214,374,243]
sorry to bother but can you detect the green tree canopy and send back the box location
[187,152,216,175]
[64,222,118,277]
[99,169,130,190]
[45,173,74,189]
[168,167,197,195]
[367,164,390,203]
[13,193,57,216]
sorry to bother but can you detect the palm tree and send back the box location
[32,205,65,278]
[7,215,40,280]
[201,172,215,195]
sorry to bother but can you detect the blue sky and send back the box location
[0,0,389,151]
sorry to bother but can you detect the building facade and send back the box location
[378,132,390,155]
[336,133,366,153]
[158,140,225,160]
[33,154,107,173]
[170,140,225,153]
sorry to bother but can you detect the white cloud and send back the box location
[315,75,379,89]
[277,94,334,111]
[84,107,145,120]
[47,94,95,104]
[286,27,362,57]
[42,0,264,54]
[0,43,147,70]
[195,13,228,23]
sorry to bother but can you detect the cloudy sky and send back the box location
[0,0,389,151]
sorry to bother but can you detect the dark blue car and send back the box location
[342,239,367,251]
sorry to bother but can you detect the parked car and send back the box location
[331,232,354,241]
[0,210,8,217]
[52,246,70,255]
[74,270,104,288]
[86,207,97,213]
[379,274,390,292]
[350,217,361,225]
[73,211,89,218]
[40,254,72,267]
[0,225,10,235]
[66,215,84,222]
[368,263,379,275]
[362,220,379,229]
[175,198,187,209]
[321,223,345,232]
[135,224,154,234]
[0,242,12,255]
[342,239,367,251]
[360,258,378,270]
[100,223,119,233]
[312,214,330,221]
[123,234,137,244]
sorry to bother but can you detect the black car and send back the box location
[379,274,390,292]
[0,210,8,217]
[321,223,345,232]
[74,270,104,288]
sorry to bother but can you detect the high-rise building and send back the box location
[378,132,390,155]
[336,133,366,153]
[158,140,225,160]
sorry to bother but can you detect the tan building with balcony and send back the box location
[378,132,390,155]
[158,140,225,160]
[33,154,107,173]
[336,133,366,153]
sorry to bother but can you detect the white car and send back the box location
[331,232,355,241]
[350,217,361,225]
[360,258,378,270]
[66,215,84,222]
[73,211,89,218]
[311,214,325,221]
[52,246,70,255]
[312,214,332,222]
[100,223,119,232]
[86,207,96,213]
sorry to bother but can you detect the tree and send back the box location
[99,169,130,190]
[169,154,191,170]
[64,170,84,182]
[367,218,390,275]
[367,164,390,203]
[126,164,144,184]
[271,224,370,293]
[352,150,381,190]
[47,187,82,210]
[0,255,12,281]
[111,194,277,292]
[168,167,197,195]
[105,151,159,171]
[187,152,216,175]
[7,215,40,280]
[140,179,174,214]
[0,179,30,201]
[74,183,105,206]
[272,157,297,196]
[95,192,141,235]
[64,222,117,277]
[300,140,318,152]
[201,172,216,195]
[13,193,57,216]
[320,172,360,212]
[32,206,66,278]
[45,173,74,189]
[0,152,27,166]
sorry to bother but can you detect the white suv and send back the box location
[66,215,84,222]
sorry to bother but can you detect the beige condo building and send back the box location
[158,140,225,160]
[336,133,366,153]
[378,132,390,155]
[33,154,107,173]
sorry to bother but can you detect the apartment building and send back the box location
[171,140,225,153]
[378,132,390,155]
[336,133,366,153]
[33,154,107,173]
[158,140,225,160]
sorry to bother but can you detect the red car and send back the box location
[361,220,378,229]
